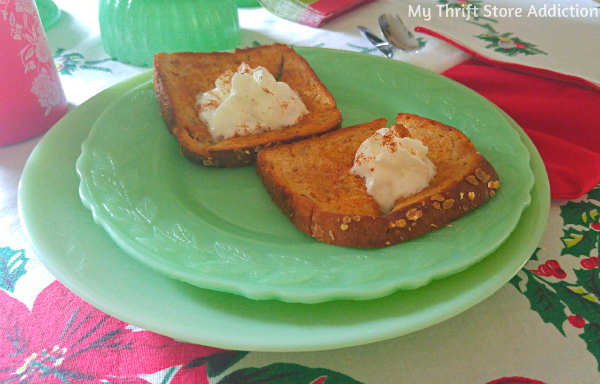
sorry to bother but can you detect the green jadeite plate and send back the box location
[75,48,534,303]
[19,67,549,352]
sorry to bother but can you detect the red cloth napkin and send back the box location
[299,0,375,27]
[442,59,600,200]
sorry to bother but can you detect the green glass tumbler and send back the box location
[98,0,241,67]
[235,0,261,8]
[35,0,61,31]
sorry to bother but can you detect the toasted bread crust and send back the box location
[256,114,500,248]
[153,44,342,167]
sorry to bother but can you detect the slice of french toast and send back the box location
[153,44,342,167]
[256,113,500,248]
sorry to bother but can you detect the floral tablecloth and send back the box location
[1,0,599,383]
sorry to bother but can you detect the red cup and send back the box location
[0,0,67,145]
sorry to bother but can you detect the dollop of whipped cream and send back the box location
[351,125,436,215]
[196,63,308,141]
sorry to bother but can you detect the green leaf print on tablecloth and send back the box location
[476,32,547,57]
[560,197,600,258]
[184,351,249,378]
[53,48,115,76]
[559,201,598,228]
[346,43,378,54]
[581,323,600,368]
[0,247,28,293]
[522,268,568,335]
[469,23,547,57]
[574,268,600,298]
[561,226,598,257]
[218,363,362,384]
[511,186,600,370]
[509,248,539,293]
[587,187,600,208]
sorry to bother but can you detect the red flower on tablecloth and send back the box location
[487,377,547,384]
[581,256,599,269]
[530,259,566,279]
[0,281,227,383]
[568,314,586,329]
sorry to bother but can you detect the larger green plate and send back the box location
[75,48,533,303]
[19,69,549,352]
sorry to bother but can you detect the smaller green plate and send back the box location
[76,48,534,303]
